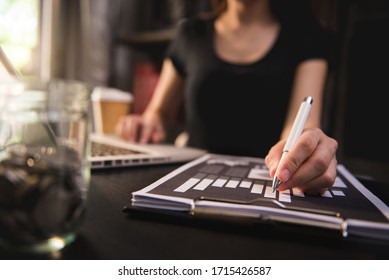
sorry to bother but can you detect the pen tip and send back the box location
[271,177,277,193]
[272,176,282,193]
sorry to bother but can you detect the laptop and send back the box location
[90,133,206,169]
[0,46,206,169]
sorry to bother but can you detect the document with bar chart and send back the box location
[130,153,389,240]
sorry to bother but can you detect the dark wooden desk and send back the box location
[2,164,389,260]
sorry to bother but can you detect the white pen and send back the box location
[272,96,313,192]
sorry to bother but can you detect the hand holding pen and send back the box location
[272,96,313,192]
[265,96,338,193]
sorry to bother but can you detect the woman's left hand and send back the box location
[265,127,338,193]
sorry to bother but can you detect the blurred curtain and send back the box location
[40,0,118,87]
[39,0,210,87]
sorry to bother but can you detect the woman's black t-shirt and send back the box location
[167,18,329,157]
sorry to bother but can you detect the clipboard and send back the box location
[124,153,389,241]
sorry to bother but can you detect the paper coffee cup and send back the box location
[91,87,133,134]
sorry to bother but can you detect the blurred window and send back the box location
[0,0,39,76]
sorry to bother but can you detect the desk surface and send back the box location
[2,163,389,260]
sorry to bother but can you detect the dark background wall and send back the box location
[100,0,389,183]
[327,0,389,183]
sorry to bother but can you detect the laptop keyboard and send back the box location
[91,142,143,157]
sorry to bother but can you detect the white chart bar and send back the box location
[264,187,276,198]
[212,178,227,187]
[225,179,240,188]
[251,183,264,194]
[193,178,214,191]
[321,190,333,198]
[333,177,347,188]
[174,178,200,192]
[332,190,345,196]
[248,168,272,181]
[239,181,252,188]
[279,190,291,203]
[292,188,305,197]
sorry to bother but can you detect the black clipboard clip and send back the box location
[190,196,344,232]
[192,196,341,217]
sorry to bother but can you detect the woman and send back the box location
[116,0,338,193]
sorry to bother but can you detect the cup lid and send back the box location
[91,86,133,102]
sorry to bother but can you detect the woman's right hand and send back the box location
[115,112,166,144]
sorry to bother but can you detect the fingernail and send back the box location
[279,168,291,182]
